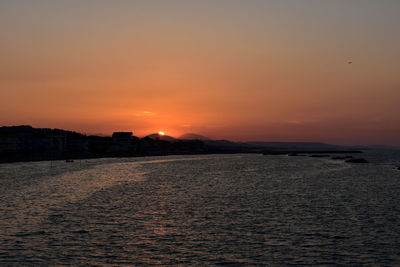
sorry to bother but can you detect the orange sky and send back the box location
[1,1,399,145]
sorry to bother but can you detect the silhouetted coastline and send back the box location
[0,126,260,163]
[0,125,364,164]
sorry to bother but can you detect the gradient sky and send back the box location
[1,0,399,145]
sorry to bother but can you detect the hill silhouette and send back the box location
[179,133,210,140]
[146,133,176,142]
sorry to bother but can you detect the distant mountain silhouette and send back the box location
[179,133,210,140]
[246,142,341,150]
[146,133,176,142]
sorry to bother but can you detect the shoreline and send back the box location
[0,151,260,165]
[0,149,365,165]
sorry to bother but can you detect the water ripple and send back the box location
[0,153,399,265]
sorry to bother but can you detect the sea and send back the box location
[0,150,399,266]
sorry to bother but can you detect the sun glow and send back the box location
[158,131,165,136]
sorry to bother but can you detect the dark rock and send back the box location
[309,155,330,158]
[345,158,368,163]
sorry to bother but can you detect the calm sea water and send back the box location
[0,151,400,265]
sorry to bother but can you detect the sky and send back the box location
[1,0,399,145]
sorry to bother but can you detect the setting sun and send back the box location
[158,131,165,136]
